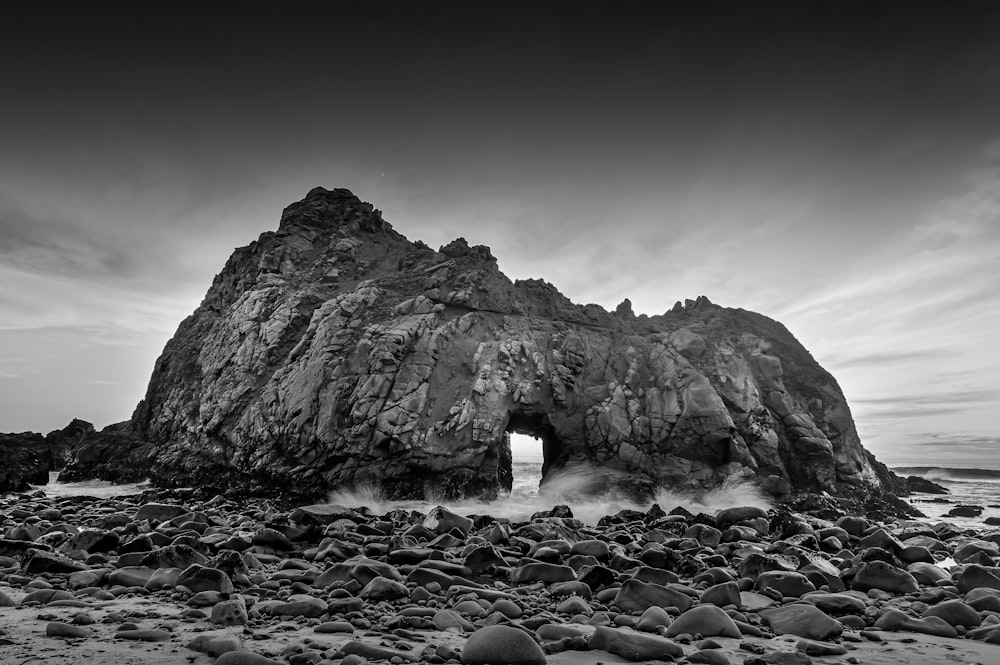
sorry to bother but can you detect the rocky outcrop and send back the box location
[57,421,152,483]
[0,419,153,492]
[0,432,50,493]
[130,187,894,501]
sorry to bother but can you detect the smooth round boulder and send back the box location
[715,506,768,528]
[966,587,1000,612]
[923,600,982,628]
[666,604,741,638]
[571,539,610,559]
[801,591,867,616]
[360,576,408,601]
[461,625,546,665]
[755,571,815,599]
[636,606,672,632]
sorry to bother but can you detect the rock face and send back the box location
[129,187,893,501]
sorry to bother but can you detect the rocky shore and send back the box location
[3,487,1000,665]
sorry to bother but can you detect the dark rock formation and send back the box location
[905,475,949,495]
[128,187,895,502]
[57,421,152,483]
[0,432,50,492]
[44,418,97,469]
[0,419,152,493]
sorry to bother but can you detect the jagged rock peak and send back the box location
[130,186,896,503]
[278,186,390,234]
[439,237,496,262]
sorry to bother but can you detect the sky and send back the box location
[1,3,998,467]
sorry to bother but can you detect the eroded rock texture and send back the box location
[131,187,891,500]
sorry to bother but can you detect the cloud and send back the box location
[825,348,958,371]
[855,389,1000,407]
[0,353,43,380]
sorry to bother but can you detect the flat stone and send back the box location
[761,603,843,640]
[115,629,172,642]
[589,625,684,661]
[215,652,284,665]
[46,622,93,638]
[511,562,576,584]
[851,561,919,594]
[612,578,693,613]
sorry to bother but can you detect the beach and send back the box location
[4,470,1000,665]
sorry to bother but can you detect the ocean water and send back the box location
[327,454,773,526]
[22,462,1000,532]
[892,465,1000,530]
[26,471,151,499]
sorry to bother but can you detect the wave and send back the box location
[893,466,1000,483]
[324,468,771,527]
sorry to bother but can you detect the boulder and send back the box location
[761,603,843,640]
[665,605,741,638]
[589,625,684,661]
[612,579,694,613]
[461,625,546,665]
[923,600,981,628]
[851,561,919,594]
[874,609,958,637]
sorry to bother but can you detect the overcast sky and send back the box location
[2,3,998,467]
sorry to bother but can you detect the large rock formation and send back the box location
[0,419,151,493]
[129,187,893,501]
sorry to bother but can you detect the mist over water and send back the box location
[26,472,151,499]
[896,465,1000,530]
[326,453,773,526]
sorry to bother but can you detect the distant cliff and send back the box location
[117,187,896,502]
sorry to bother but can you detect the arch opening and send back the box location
[501,412,563,496]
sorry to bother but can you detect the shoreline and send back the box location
[4,484,1000,665]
